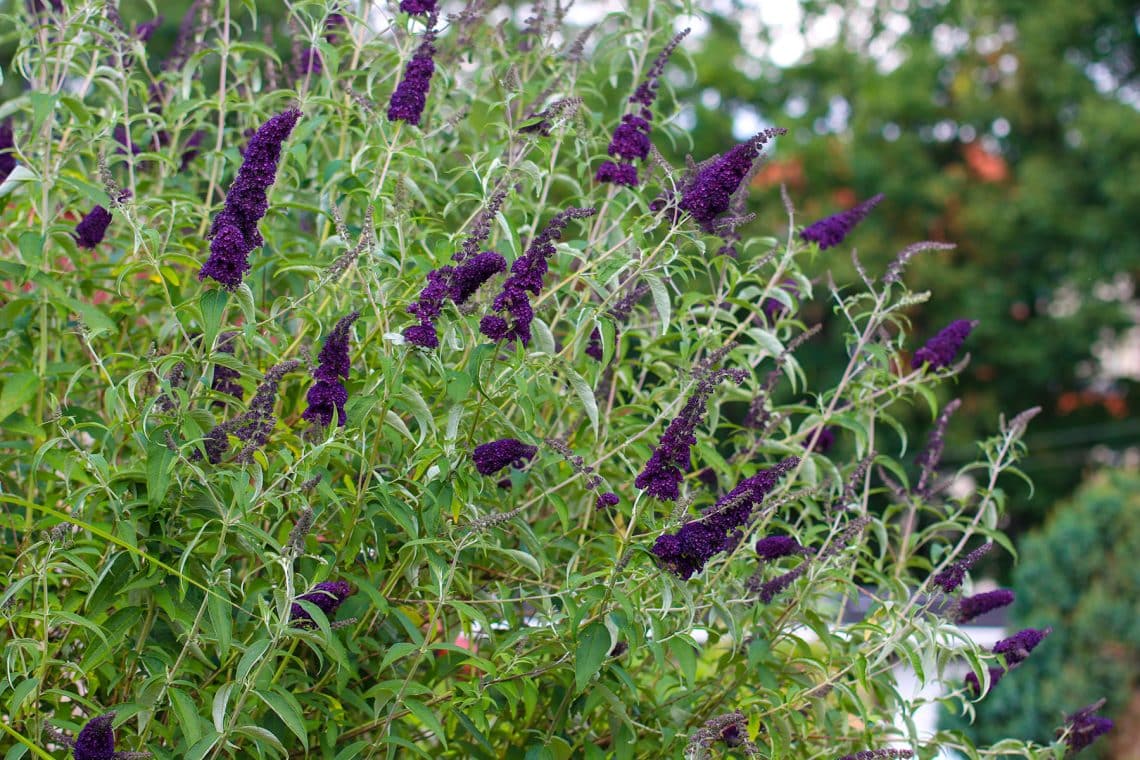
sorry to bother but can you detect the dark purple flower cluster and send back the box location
[0,121,15,183]
[211,331,244,400]
[400,0,437,14]
[199,360,300,464]
[931,542,992,593]
[199,108,301,290]
[595,491,619,509]
[635,368,748,502]
[403,251,507,348]
[993,626,1051,666]
[48,711,150,760]
[651,457,798,579]
[387,25,437,127]
[303,311,360,427]
[912,319,977,370]
[75,206,112,249]
[472,438,537,475]
[755,534,807,561]
[113,124,141,156]
[676,128,786,232]
[955,589,1014,624]
[596,28,689,187]
[965,666,1006,698]
[480,207,596,345]
[803,426,835,454]
[135,16,163,43]
[1058,701,1114,756]
[800,193,884,250]
[585,327,604,361]
[291,580,354,625]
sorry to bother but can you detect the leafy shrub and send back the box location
[954,469,1140,759]
[0,1,1113,758]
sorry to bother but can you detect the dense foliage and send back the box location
[677,0,1140,533]
[953,469,1140,758]
[0,1,1116,758]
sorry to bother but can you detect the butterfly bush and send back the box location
[0,2,1113,758]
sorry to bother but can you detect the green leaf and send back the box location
[563,365,598,436]
[146,439,175,507]
[199,289,229,351]
[237,638,271,684]
[574,622,611,693]
[256,688,309,750]
[184,731,221,760]
[0,372,38,422]
[208,583,232,660]
[405,699,448,749]
[212,682,234,732]
[645,274,671,334]
[170,688,203,745]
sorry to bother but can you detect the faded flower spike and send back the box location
[931,542,992,593]
[677,127,786,233]
[480,207,596,345]
[303,311,360,427]
[75,205,112,249]
[955,589,1015,624]
[836,750,914,760]
[291,580,354,625]
[993,626,1051,666]
[387,22,438,127]
[636,368,748,502]
[912,319,977,370]
[1058,700,1114,756]
[800,193,884,250]
[199,108,301,289]
[596,28,690,187]
[473,438,538,475]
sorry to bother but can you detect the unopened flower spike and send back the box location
[931,542,992,593]
[1058,700,1114,756]
[303,311,360,427]
[800,193,884,250]
[993,626,1051,666]
[75,205,112,249]
[596,28,690,187]
[199,108,301,289]
[0,121,16,184]
[955,589,1015,624]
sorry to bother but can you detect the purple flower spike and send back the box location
[912,319,977,370]
[75,206,112,249]
[303,311,359,427]
[597,28,690,187]
[965,666,1006,698]
[800,193,884,250]
[74,713,117,760]
[635,368,748,502]
[993,627,1051,666]
[652,457,798,579]
[135,16,163,43]
[200,108,301,290]
[387,26,437,127]
[180,130,205,171]
[291,580,353,625]
[678,128,786,232]
[480,207,596,345]
[955,589,1015,624]
[1059,701,1114,755]
[472,438,537,475]
[585,327,604,361]
[931,542,992,593]
[803,426,835,454]
[755,535,806,561]
[449,251,506,304]
[0,121,16,183]
[596,491,619,509]
[400,0,437,14]
[403,322,440,348]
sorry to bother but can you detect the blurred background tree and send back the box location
[668,0,1140,539]
[944,469,1140,759]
